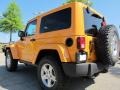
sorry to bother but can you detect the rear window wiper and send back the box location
[91,14,102,19]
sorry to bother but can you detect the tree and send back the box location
[65,0,92,6]
[0,1,23,42]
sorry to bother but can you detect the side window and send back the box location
[40,8,71,33]
[25,20,37,36]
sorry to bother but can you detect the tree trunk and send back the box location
[10,30,12,43]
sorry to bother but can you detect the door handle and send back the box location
[30,38,36,41]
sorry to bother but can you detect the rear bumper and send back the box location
[62,62,105,77]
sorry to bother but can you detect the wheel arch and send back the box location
[35,49,63,65]
[35,49,68,77]
[5,45,19,60]
[33,44,71,65]
[35,49,60,64]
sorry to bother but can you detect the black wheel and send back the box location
[5,49,18,72]
[37,56,65,90]
[96,25,119,66]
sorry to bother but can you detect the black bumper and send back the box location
[62,62,105,77]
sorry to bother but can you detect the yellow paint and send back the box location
[7,2,102,63]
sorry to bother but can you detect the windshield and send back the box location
[84,9,103,35]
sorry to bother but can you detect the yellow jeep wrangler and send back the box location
[3,2,119,90]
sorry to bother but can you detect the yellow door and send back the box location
[18,20,37,63]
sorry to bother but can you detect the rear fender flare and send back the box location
[33,44,71,64]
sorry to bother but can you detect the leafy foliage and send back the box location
[65,0,92,6]
[0,1,23,42]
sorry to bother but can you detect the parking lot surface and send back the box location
[0,53,120,90]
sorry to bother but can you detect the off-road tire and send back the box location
[5,49,18,72]
[96,25,119,66]
[37,56,65,90]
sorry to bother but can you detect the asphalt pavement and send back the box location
[0,53,120,90]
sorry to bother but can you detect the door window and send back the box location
[25,20,37,36]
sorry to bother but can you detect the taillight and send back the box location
[77,37,85,50]
[102,18,107,26]
[102,21,107,26]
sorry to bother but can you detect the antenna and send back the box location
[33,11,44,16]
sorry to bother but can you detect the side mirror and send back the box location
[18,31,25,37]
[18,31,25,40]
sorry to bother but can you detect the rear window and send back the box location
[40,8,71,33]
[84,9,103,35]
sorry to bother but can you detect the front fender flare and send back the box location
[6,44,19,59]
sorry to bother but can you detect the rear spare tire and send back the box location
[96,25,119,66]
